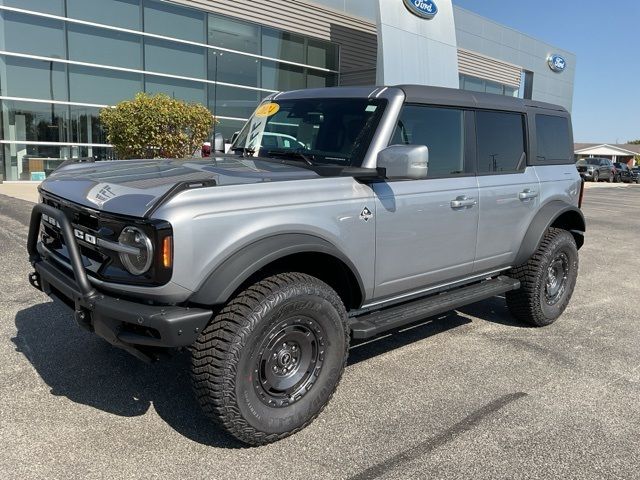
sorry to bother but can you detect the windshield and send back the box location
[231,98,387,167]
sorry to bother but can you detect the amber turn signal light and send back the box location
[162,236,173,269]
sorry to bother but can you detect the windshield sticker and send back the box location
[254,102,280,118]
[365,105,378,112]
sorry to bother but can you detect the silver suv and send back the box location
[27,85,585,445]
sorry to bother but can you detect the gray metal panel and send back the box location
[454,5,576,112]
[458,48,521,88]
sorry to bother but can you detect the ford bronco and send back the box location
[27,85,585,445]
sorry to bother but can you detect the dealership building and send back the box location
[0,0,576,182]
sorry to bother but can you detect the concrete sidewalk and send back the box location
[0,183,40,203]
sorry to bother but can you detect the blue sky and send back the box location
[452,0,640,144]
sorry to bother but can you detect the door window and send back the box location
[476,111,526,174]
[391,106,466,177]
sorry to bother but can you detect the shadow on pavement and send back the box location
[457,296,532,329]
[13,296,520,448]
[13,300,243,449]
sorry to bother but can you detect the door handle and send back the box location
[519,189,539,201]
[450,196,477,209]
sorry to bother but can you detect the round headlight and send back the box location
[118,226,153,275]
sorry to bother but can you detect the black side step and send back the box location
[348,276,520,340]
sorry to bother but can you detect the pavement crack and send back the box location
[348,392,528,480]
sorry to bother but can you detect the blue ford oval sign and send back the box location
[548,54,567,73]
[403,0,438,20]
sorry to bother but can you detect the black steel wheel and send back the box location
[252,316,326,408]
[191,273,349,446]
[507,228,579,327]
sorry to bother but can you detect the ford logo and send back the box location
[548,54,567,73]
[403,0,438,20]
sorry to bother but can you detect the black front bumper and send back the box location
[28,203,212,361]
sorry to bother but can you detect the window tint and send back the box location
[536,114,572,163]
[391,106,466,177]
[67,0,141,30]
[68,24,142,69]
[476,111,526,173]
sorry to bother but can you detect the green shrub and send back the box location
[99,93,215,159]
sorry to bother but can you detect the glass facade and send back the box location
[0,0,340,181]
[459,74,520,98]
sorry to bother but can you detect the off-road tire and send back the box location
[506,228,578,327]
[191,273,349,446]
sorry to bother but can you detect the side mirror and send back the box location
[377,145,429,180]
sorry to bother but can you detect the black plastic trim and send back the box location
[514,200,586,265]
[190,233,365,306]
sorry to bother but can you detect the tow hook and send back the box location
[28,271,42,291]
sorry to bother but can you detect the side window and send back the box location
[536,114,572,163]
[476,111,526,174]
[391,105,466,177]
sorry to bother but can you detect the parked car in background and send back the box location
[576,158,614,182]
[613,163,636,183]
[631,166,640,183]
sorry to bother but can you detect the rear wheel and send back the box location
[191,273,349,446]
[506,228,578,327]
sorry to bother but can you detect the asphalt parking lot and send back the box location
[1,183,639,479]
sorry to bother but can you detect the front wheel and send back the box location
[506,228,579,327]
[592,171,599,182]
[191,273,349,446]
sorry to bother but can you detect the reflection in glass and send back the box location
[145,75,206,104]
[262,28,305,64]
[0,56,68,101]
[262,61,305,91]
[69,105,108,145]
[208,14,260,54]
[143,0,205,43]
[0,11,65,59]
[210,51,260,88]
[1,100,68,143]
[209,85,262,119]
[2,0,64,15]
[144,37,206,78]
[66,0,141,30]
[2,143,70,181]
[307,71,338,89]
[68,24,142,69]
[69,65,142,105]
[307,38,338,70]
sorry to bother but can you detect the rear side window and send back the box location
[536,115,572,163]
[476,111,526,174]
[391,105,466,177]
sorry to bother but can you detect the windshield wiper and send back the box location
[265,149,316,167]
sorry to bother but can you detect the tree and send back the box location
[99,93,215,159]
[628,139,640,145]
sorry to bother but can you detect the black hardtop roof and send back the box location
[273,85,568,115]
[398,85,568,113]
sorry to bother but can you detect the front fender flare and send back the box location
[189,233,365,306]
[514,201,586,266]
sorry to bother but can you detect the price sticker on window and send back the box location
[255,102,280,118]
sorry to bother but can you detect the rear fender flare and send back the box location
[514,201,586,266]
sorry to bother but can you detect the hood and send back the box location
[40,155,319,218]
